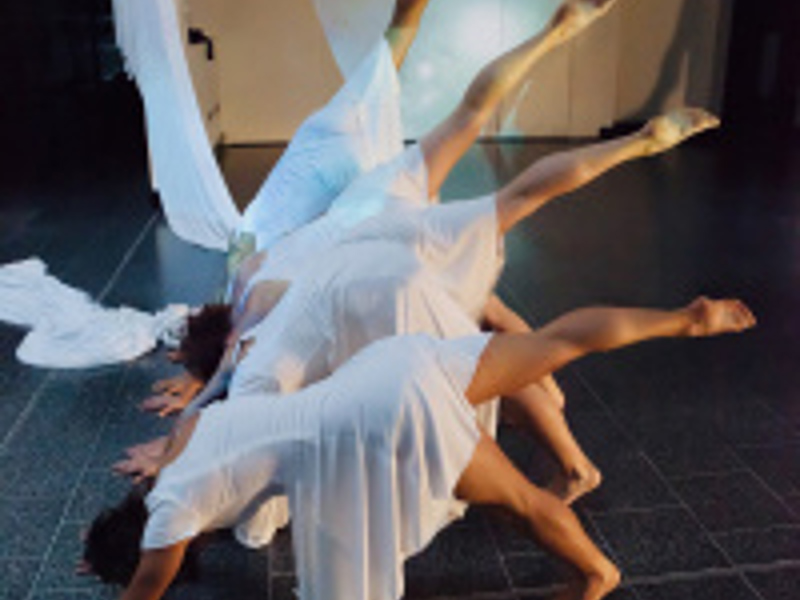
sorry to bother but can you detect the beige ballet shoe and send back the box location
[642,107,721,156]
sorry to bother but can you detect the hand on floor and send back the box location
[113,453,160,484]
[141,372,203,417]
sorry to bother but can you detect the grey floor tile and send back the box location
[633,574,760,600]
[404,521,509,598]
[63,469,131,524]
[671,471,796,533]
[590,507,730,577]
[643,432,743,480]
[785,495,800,519]
[0,449,91,500]
[744,566,800,600]
[713,526,800,567]
[0,558,39,600]
[34,523,101,592]
[518,587,638,600]
[0,497,66,559]
[580,454,678,514]
[735,445,800,497]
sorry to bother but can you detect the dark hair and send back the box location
[179,304,233,381]
[84,484,202,587]
[83,485,149,585]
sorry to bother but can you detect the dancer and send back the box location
[144,0,436,411]
[228,0,432,270]
[83,298,756,600]
[132,0,719,504]
[126,106,720,491]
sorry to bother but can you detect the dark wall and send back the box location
[723,0,800,137]
[0,0,144,184]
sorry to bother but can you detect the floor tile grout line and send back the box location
[482,512,520,596]
[726,446,800,519]
[636,450,769,600]
[501,283,791,598]
[23,366,132,600]
[562,366,770,600]
[95,211,159,303]
[665,467,751,482]
[0,374,57,452]
[711,522,800,536]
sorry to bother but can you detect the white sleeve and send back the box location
[141,495,201,550]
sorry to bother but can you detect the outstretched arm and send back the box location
[467,297,756,404]
[120,542,189,600]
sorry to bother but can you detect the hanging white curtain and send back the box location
[112,0,240,251]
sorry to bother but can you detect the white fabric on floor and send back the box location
[0,258,189,369]
[144,333,489,600]
[112,0,240,251]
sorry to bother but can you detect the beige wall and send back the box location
[184,0,732,142]
[187,0,342,144]
[615,0,730,122]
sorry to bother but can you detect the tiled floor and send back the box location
[0,128,798,599]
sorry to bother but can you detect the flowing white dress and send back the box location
[220,196,503,547]
[144,333,490,600]
[240,39,406,252]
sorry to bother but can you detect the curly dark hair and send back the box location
[83,485,149,585]
[179,304,233,382]
[84,484,201,587]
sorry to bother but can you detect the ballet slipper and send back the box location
[641,107,721,156]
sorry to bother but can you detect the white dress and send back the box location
[225,197,503,547]
[231,196,504,398]
[143,333,490,600]
[237,142,431,294]
[240,38,405,251]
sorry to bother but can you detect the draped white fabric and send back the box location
[112,0,240,251]
[0,259,189,369]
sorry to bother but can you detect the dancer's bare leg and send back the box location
[485,295,599,504]
[421,0,620,197]
[467,298,756,405]
[386,0,431,69]
[495,108,720,233]
[508,383,601,505]
[456,433,619,600]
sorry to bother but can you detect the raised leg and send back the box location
[466,298,756,405]
[385,0,432,69]
[455,433,620,600]
[495,107,721,234]
[420,0,620,198]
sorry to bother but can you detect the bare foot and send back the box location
[685,296,757,337]
[641,107,721,156]
[549,464,603,505]
[126,436,168,460]
[549,0,619,44]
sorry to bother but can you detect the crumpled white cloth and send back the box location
[0,258,189,369]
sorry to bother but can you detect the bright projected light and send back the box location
[401,0,558,137]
